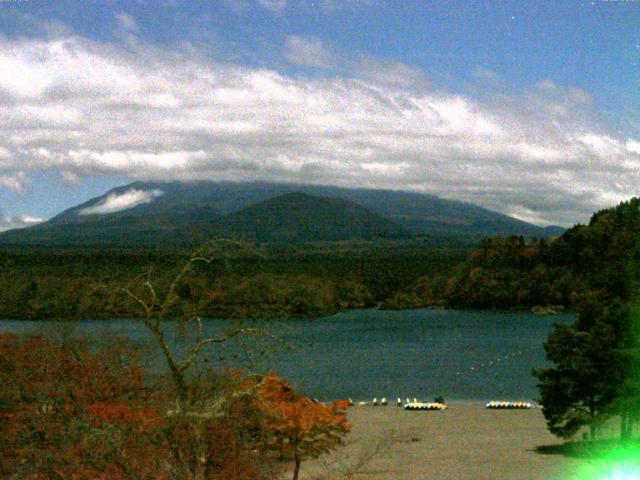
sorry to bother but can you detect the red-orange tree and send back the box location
[0,333,283,480]
[0,332,350,480]
[256,373,351,480]
[0,333,167,479]
[161,370,280,480]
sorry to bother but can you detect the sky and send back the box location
[0,0,639,230]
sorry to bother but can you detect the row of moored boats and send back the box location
[348,397,446,409]
[485,401,533,409]
[346,398,534,410]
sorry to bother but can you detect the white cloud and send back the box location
[226,0,377,13]
[79,189,164,215]
[257,0,287,11]
[60,171,81,185]
[0,212,44,232]
[283,35,334,69]
[68,150,207,173]
[505,205,554,226]
[626,139,640,155]
[114,12,139,47]
[355,57,430,90]
[115,13,138,32]
[0,172,26,193]
[0,147,13,160]
[0,35,638,226]
[576,134,620,156]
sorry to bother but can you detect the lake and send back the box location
[0,308,573,402]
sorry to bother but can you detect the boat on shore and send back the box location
[404,402,447,411]
[485,401,533,409]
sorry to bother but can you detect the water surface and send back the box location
[0,309,572,402]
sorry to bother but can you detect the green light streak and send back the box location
[566,442,640,480]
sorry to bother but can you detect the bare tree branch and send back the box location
[118,287,152,318]
[177,326,257,373]
[111,241,260,406]
[144,268,159,310]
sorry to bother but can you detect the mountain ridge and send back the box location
[0,180,565,246]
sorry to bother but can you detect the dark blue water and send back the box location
[0,309,572,402]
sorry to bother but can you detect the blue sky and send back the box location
[0,0,638,228]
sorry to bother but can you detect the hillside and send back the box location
[217,192,407,242]
[443,197,640,309]
[0,181,563,247]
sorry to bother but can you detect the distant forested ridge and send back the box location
[444,198,640,310]
[0,243,465,320]
[0,180,567,320]
[4,196,640,320]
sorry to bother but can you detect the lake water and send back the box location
[0,308,573,402]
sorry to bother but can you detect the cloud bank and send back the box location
[0,212,44,232]
[0,34,638,226]
[79,189,164,215]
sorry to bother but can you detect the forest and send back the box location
[4,197,640,322]
[0,242,363,480]
[445,198,640,310]
[0,242,465,321]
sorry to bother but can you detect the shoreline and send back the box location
[0,304,575,322]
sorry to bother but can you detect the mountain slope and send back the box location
[217,192,407,242]
[0,181,564,246]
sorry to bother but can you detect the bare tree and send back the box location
[118,239,258,408]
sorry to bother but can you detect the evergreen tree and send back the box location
[534,299,630,440]
[611,305,640,439]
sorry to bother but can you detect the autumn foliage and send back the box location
[256,373,351,480]
[0,333,350,480]
[0,333,167,479]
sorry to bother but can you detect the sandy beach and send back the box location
[302,403,589,480]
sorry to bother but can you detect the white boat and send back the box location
[485,401,532,409]
[404,402,447,411]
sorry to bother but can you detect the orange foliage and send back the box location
[256,373,351,479]
[88,402,164,432]
[0,333,167,479]
[208,289,225,301]
[0,334,349,480]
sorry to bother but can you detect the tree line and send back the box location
[0,244,465,321]
[533,199,640,441]
[445,198,640,441]
[444,199,640,311]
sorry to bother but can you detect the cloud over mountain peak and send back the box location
[79,189,164,216]
[0,33,637,226]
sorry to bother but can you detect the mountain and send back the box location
[217,192,407,242]
[0,181,564,247]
